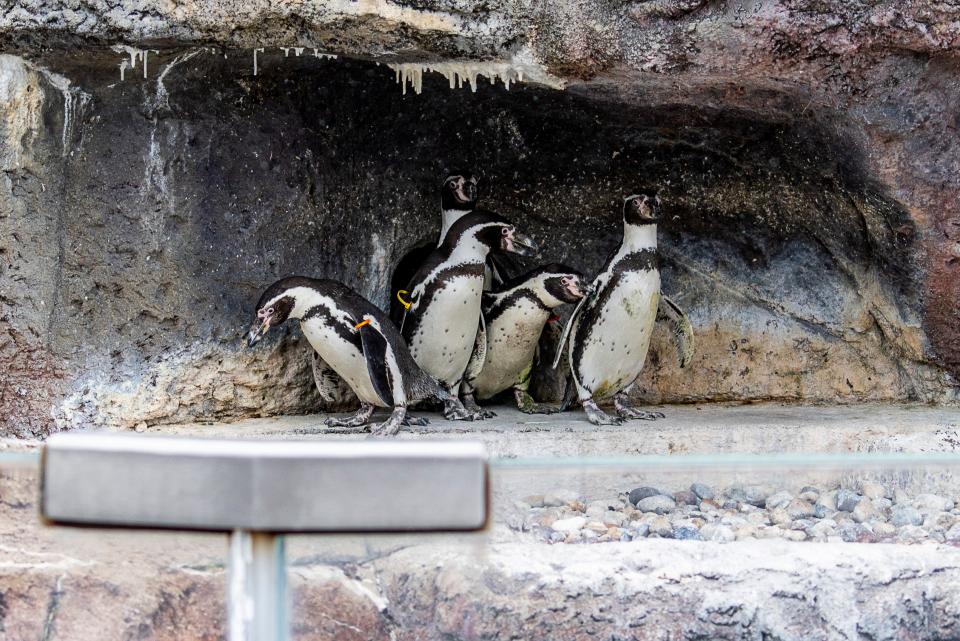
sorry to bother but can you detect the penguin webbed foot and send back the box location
[323,403,376,428]
[401,415,430,427]
[514,389,562,415]
[443,396,487,421]
[462,393,496,419]
[613,393,665,421]
[368,407,407,437]
[583,399,624,426]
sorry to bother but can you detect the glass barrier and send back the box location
[0,449,228,640]
[5,444,960,639]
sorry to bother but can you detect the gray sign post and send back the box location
[40,433,489,641]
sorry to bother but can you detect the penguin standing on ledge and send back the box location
[555,192,694,425]
[247,277,451,436]
[402,211,538,420]
[461,264,586,414]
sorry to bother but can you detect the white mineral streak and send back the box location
[153,49,202,111]
[253,47,265,75]
[111,44,143,80]
[313,48,338,60]
[35,68,91,156]
[387,51,565,95]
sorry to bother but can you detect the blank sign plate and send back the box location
[41,433,488,532]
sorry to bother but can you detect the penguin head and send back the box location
[446,211,539,257]
[246,277,306,347]
[623,191,661,225]
[441,172,479,211]
[497,264,586,307]
[544,268,587,305]
[491,222,538,257]
[535,264,587,306]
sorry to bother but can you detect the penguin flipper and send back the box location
[657,294,695,368]
[551,293,591,370]
[358,322,396,407]
[464,312,488,384]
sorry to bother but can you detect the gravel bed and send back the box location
[512,482,960,545]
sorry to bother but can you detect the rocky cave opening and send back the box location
[1,48,954,437]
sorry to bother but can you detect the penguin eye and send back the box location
[501,227,510,236]
[267,307,274,315]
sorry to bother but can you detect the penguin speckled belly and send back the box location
[556,192,694,425]
[246,276,449,436]
[462,264,585,414]
[403,210,537,420]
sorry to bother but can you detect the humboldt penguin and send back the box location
[439,172,480,244]
[402,211,537,420]
[439,171,518,287]
[555,192,694,425]
[461,264,586,414]
[247,276,451,435]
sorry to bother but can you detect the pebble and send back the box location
[602,510,626,526]
[785,499,816,519]
[765,491,793,510]
[897,525,928,542]
[552,516,586,533]
[629,487,663,505]
[649,516,673,537]
[690,483,715,500]
[836,489,862,512]
[726,485,770,507]
[674,526,701,541]
[543,489,579,507]
[585,501,609,518]
[860,482,886,500]
[636,495,677,515]
[852,499,880,524]
[914,494,954,514]
[769,507,792,526]
[816,490,838,511]
[808,520,836,539]
[891,505,923,527]
[519,483,960,546]
[945,523,960,541]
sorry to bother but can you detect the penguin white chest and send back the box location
[410,274,484,387]
[574,270,660,399]
[300,319,387,407]
[471,301,546,399]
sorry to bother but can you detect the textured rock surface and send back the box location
[2,1,959,435]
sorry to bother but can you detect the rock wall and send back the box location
[1,1,959,435]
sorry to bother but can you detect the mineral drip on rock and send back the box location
[387,56,565,95]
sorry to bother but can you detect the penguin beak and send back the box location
[246,318,270,347]
[567,279,586,300]
[503,230,538,257]
[463,181,477,203]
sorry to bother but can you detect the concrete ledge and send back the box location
[133,403,960,458]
